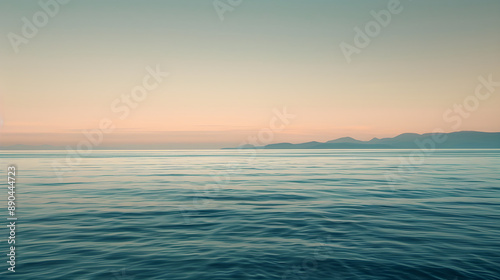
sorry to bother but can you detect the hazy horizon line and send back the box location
[1,130,499,150]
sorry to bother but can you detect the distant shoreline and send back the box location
[225,131,500,150]
[2,131,500,150]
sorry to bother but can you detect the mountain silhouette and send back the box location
[227,131,500,149]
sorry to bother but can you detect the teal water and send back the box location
[1,150,499,279]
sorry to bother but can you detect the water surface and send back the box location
[1,149,499,279]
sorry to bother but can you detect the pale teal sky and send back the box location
[1,0,499,148]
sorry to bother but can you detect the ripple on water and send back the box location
[1,150,499,279]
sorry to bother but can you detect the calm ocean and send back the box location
[1,149,499,279]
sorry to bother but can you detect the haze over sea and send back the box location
[1,149,499,280]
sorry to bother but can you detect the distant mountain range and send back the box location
[2,131,499,150]
[226,131,500,149]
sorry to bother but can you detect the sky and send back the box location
[0,0,499,149]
